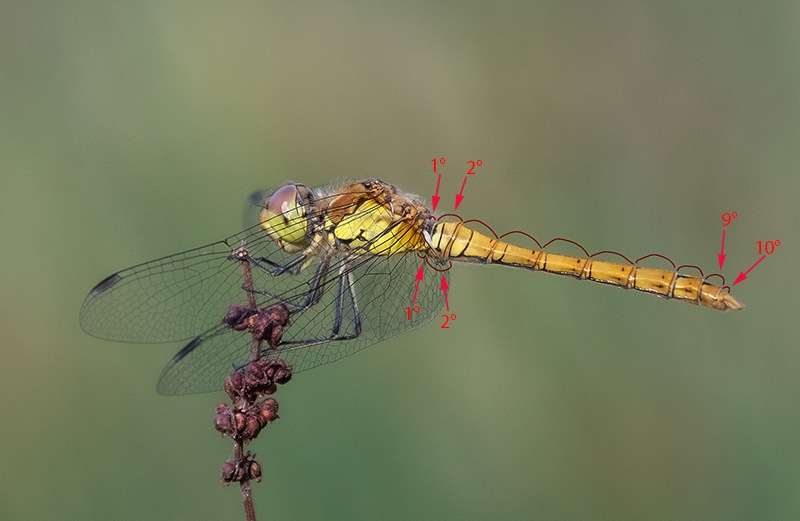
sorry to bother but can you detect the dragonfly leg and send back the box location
[248,252,308,276]
[331,261,362,340]
[277,258,364,349]
[245,253,332,307]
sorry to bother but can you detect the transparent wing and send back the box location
[272,249,448,371]
[80,185,322,343]
[155,240,448,395]
[79,222,294,344]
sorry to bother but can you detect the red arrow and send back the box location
[412,265,425,302]
[454,177,467,210]
[441,274,450,311]
[718,229,727,270]
[431,174,442,212]
[733,255,766,285]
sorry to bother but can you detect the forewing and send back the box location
[80,223,306,345]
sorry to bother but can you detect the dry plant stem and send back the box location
[240,480,256,521]
[239,250,261,521]
[218,245,293,520]
[237,435,256,521]
[241,257,265,364]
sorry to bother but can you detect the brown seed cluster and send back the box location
[224,358,293,404]
[214,398,279,441]
[217,299,293,490]
[214,357,293,487]
[221,452,262,484]
[222,303,291,347]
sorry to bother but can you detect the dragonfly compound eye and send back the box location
[260,184,310,252]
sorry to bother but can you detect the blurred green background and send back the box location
[2,1,798,520]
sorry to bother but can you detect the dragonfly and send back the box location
[80,179,743,395]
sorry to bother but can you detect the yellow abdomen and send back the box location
[429,221,743,311]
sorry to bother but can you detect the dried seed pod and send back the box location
[214,403,236,436]
[220,452,261,484]
[222,304,256,331]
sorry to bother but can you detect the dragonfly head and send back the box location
[260,184,313,253]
